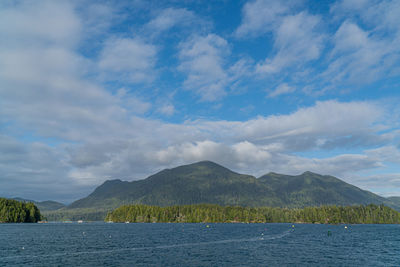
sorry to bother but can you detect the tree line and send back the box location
[106,203,400,224]
[43,208,109,221]
[0,198,42,223]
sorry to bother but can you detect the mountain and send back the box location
[258,171,391,207]
[68,161,281,209]
[67,161,400,211]
[35,200,66,211]
[388,196,400,207]
[12,198,65,211]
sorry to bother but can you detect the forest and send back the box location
[106,203,400,224]
[42,208,109,221]
[0,198,42,223]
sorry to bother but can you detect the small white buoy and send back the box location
[344,226,348,229]
[22,247,24,250]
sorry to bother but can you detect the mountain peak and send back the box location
[301,171,319,176]
[188,160,226,168]
[169,160,236,175]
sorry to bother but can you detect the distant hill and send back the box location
[388,196,400,207]
[12,198,65,211]
[67,161,400,211]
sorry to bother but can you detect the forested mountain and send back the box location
[67,161,400,211]
[258,171,391,207]
[0,198,42,223]
[388,196,400,207]
[13,198,65,211]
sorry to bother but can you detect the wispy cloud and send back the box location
[178,34,229,101]
[256,11,325,74]
[268,83,296,98]
[145,7,197,34]
[235,0,298,38]
[98,37,157,84]
[156,103,175,116]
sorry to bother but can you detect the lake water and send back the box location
[1,223,399,266]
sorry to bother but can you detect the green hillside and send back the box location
[67,161,400,212]
[258,171,390,207]
[387,196,400,207]
[13,198,65,211]
[0,198,42,223]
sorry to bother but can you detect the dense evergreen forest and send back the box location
[106,203,400,224]
[43,208,109,221]
[0,198,42,223]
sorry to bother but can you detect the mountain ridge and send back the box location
[66,161,400,211]
[12,197,65,211]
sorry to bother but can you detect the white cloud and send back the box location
[238,0,400,96]
[366,146,400,164]
[235,0,297,38]
[318,0,400,90]
[80,3,116,37]
[268,83,295,98]
[98,38,157,83]
[257,12,324,74]
[178,34,253,101]
[0,0,124,143]
[0,0,81,48]
[116,88,152,115]
[157,103,175,116]
[330,0,400,35]
[332,21,370,54]
[349,172,400,197]
[232,141,271,168]
[0,135,92,202]
[155,141,227,164]
[197,100,385,150]
[146,7,196,33]
[329,0,371,17]
[62,100,393,185]
[178,34,229,101]
[320,21,389,85]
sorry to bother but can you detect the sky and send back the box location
[1,0,400,203]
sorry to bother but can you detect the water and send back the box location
[1,223,399,266]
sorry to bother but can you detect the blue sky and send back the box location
[1,0,400,202]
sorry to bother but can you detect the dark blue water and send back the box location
[1,223,399,266]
